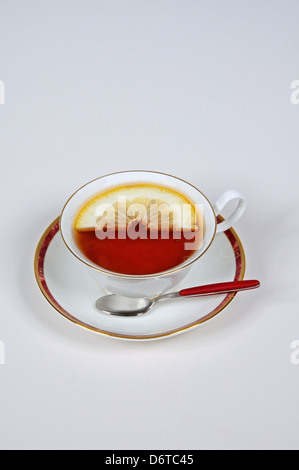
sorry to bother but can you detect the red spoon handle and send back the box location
[179,280,260,297]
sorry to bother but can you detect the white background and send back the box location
[0,0,299,450]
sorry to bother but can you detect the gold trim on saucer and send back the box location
[34,215,246,340]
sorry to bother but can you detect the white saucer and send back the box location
[34,216,246,341]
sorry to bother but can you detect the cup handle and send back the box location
[214,190,247,233]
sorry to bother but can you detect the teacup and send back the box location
[60,170,246,298]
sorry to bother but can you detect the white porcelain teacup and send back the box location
[60,170,246,298]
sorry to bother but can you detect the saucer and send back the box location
[34,216,246,341]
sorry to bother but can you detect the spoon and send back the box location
[95,279,260,316]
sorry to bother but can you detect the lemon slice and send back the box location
[74,184,200,232]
